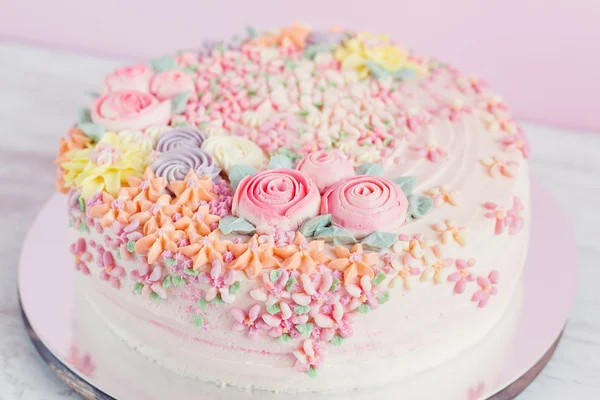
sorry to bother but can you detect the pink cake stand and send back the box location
[17,180,577,400]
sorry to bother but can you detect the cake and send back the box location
[55,24,530,397]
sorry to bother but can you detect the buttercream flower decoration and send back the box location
[61,132,148,199]
[178,230,227,271]
[427,185,460,207]
[249,22,311,50]
[227,235,279,279]
[91,90,171,131]
[334,32,426,79]
[155,126,207,153]
[231,304,268,339]
[472,270,499,308]
[328,244,377,285]
[103,64,154,93]
[232,169,321,231]
[432,219,467,247]
[150,69,195,101]
[118,125,170,153]
[201,136,267,173]
[134,214,186,264]
[89,192,137,227]
[346,274,379,311]
[152,147,221,181]
[293,339,323,376]
[168,170,217,210]
[118,167,169,204]
[131,258,166,298]
[173,205,220,242]
[130,195,180,225]
[55,128,92,193]
[320,175,408,239]
[273,232,331,275]
[199,260,237,304]
[296,150,355,193]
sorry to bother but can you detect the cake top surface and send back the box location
[58,23,530,378]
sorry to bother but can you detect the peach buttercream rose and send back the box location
[232,169,321,230]
[321,175,408,238]
[150,69,196,101]
[103,64,154,93]
[296,150,355,193]
[91,90,171,132]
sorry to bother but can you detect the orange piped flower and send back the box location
[178,230,227,272]
[134,214,186,264]
[250,23,311,50]
[173,205,220,243]
[274,233,330,275]
[227,235,279,279]
[55,128,92,193]
[328,244,378,285]
[119,167,168,204]
[168,170,217,211]
[130,196,180,226]
[89,192,137,227]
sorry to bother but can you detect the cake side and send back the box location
[57,24,531,392]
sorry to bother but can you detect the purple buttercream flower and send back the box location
[155,126,207,152]
[152,147,221,181]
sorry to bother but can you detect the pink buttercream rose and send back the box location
[232,169,321,230]
[103,64,154,93]
[91,90,171,131]
[150,69,196,101]
[321,175,408,238]
[296,150,355,193]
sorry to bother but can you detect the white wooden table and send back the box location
[0,42,598,400]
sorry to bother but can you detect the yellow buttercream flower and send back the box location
[334,32,426,79]
[61,132,148,199]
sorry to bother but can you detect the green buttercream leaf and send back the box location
[127,240,136,253]
[171,92,191,114]
[361,231,399,251]
[314,226,357,246]
[266,304,281,315]
[198,298,210,311]
[406,195,434,222]
[162,276,172,289]
[295,323,314,337]
[193,314,204,328]
[372,271,387,286]
[330,278,340,292]
[285,276,297,292]
[150,292,161,301]
[218,215,256,235]
[165,257,176,267]
[377,291,391,305]
[183,268,199,277]
[277,333,292,343]
[115,248,121,260]
[364,61,389,79]
[296,109,310,117]
[149,56,179,72]
[246,25,258,39]
[330,335,345,346]
[273,148,302,163]
[299,214,332,238]
[267,154,293,170]
[270,269,282,283]
[182,65,199,74]
[211,294,226,305]
[133,282,143,295]
[172,276,186,286]
[294,305,310,315]
[78,122,106,142]
[229,281,241,295]
[304,44,333,60]
[356,163,384,177]
[392,176,417,196]
[228,165,257,191]
[77,108,92,125]
[357,303,371,314]
[306,366,317,378]
[79,221,88,232]
[284,59,297,69]
[391,68,417,81]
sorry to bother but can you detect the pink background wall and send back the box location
[1,0,598,131]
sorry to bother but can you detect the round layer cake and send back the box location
[56,24,530,397]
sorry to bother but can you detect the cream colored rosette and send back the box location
[201,135,267,172]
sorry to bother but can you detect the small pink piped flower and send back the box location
[480,157,519,178]
[314,301,355,341]
[70,238,92,275]
[500,131,531,159]
[472,270,499,307]
[447,258,476,294]
[293,339,323,374]
[231,304,268,339]
[483,197,524,235]
[131,258,167,299]
[199,260,237,304]
[438,98,472,121]
[411,140,448,162]
[96,247,125,289]
[345,275,379,311]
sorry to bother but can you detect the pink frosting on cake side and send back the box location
[91,90,171,131]
[232,169,320,230]
[296,150,355,193]
[321,175,409,238]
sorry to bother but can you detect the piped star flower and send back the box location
[134,214,186,264]
[249,23,311,50]
[178,230,228,272]
[173,205,220,242]
[168,170,217,211]
[89,192,137,227]
[432,220,467,247]
[480,157,519,178]
[274,233,331,275]
[328,244,377,286]
[227,235,280,279]
[130,195,180,226]
[472,270,499,307]
[119,167,169,203]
